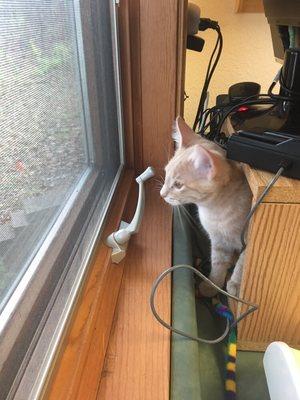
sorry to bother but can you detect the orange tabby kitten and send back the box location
[160,117,252,296]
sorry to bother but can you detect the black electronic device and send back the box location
[220,0,300,179]
[190,0,300,179]
[187,35,205,53]
[225,49,300,179]
[228,82,261,104]
[186,3,221,53]
[187,3,204,52]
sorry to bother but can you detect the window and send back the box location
[0,0,123,396]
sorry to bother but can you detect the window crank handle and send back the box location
[106,166,155,263]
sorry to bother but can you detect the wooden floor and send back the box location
[45,179,172,400]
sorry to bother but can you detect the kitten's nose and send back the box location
[160,187,167,198]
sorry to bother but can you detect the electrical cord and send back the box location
[199,92,210,132]
[194,28,223,131]
[211,97,277,146]
[150,265,256,343]
[150,166,287,343]
[193,26,223,131]
[268,68,300,102]
[193,32,300,142]
[196,67,300,144]
[198,94,277,141]
[240,165,286,252]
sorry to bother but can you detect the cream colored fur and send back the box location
[160,117,252,296]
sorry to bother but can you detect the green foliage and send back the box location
[30,41,71,76]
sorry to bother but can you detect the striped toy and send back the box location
[213,298,237,400]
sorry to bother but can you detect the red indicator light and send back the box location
[238,106,249,112]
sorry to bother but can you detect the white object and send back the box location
[263,341,300,400]
[106,166,155,263]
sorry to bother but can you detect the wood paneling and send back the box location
[44,170,134,400]
[97,182,172,400]
[237,202,300,351]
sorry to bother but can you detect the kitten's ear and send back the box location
[188,144,219,180]
[172,116,199,148]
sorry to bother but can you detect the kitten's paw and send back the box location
[226,279,240,297]
[198,281,218,298]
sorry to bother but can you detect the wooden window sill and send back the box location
[43,175,172,400]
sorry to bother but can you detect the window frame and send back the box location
[0,0,125,397]
[44,0,186,397]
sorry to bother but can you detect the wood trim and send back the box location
[44,0,186,397]
[43,169,135,400]
[97,182,172,400]
[140,0,178,171]
[119,0,135,168]
[124,0,185,173]
[44,178,172,400]
[127,0,144,171]
[176,0,187,116]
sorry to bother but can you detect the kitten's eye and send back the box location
[173,181,183,189]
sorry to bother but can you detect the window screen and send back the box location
[0,0,122,308]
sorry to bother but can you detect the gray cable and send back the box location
[150,264,257,344]
[240,166,285,252]
[150,166,285,343]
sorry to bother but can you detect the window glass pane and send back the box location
[0,1,94,306]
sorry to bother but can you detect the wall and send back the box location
[184,0,279,126]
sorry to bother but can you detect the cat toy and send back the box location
[213,298,237,400]
[150,265,256,398]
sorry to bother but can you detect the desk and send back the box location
[234,164,300,351]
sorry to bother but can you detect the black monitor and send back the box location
[263,0,300,61]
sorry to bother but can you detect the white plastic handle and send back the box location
[106,166,155,263]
